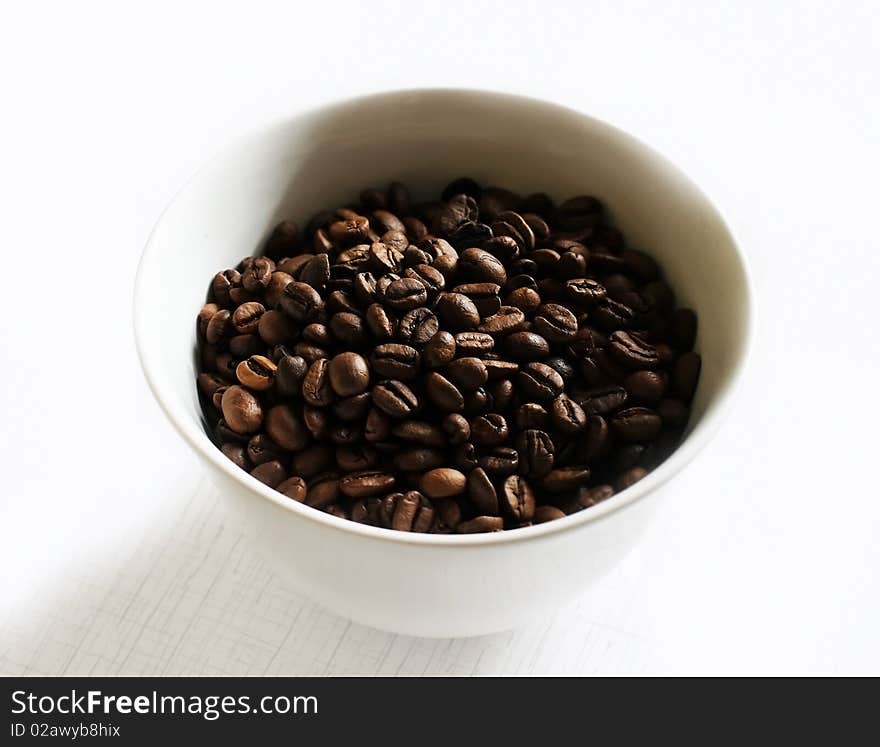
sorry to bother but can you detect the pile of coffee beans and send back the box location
[196,179,700,533]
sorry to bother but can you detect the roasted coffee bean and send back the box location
[501,475,536,521]
[420,468,466,498]
[197,181,700,532]
[391,420,447,447]
[551,394,587,434]
[339,471,396,498]
[372,380,419,418]
[517,363,564,402]
[424,372,464,412]
[454,331,494,354]
[251,460,286,487]
[624,370,667,403]
[264,404,308,451]
[467,467,499,515]
[517,429,555,478]
[616,467,648,491]
[384,277,428,311]
[611,407,663,443]
[442,413,470,445]
[479,446,519,476]
[505,331,549,361]
[221,385,263,434]
[328,352,370,397]
[236,354,277,391]
[457,516,504,533]
[371,344,419,380]
[398,308,439,346]
[422,330,456,368]
[302,358,334,406]
[581,385,628,416]
[671,352,702,399]
[435,292,480,330]
[470,413,509,447]
[445,357,488,392]
[280,281,324,321]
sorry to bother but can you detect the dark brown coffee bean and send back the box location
[610,407,662,443]
[533,303,578,343]
[384,277,427,311]
[335,445,377,472]
[404,264,446,298]
[275,354,307,397]
[420,467,466,498]
[458,247,507,285]
[398,307,439,346]
[221,443,249,470]
[538,466,590,493]
[490,378,514,410]
[516,403,550,430]
[483,358,519,380]
[328,214,370,245]
[333,392,372,422]
[301,406,329,440]
[421,330,456,368]
[565,278,606,306]
[371,344,419,380]
[277,476,307,502]
[231,301,265,335]
[501,474,536,521]
[220,385,263,434]
[339,471,396,498]
[505,287,541,314]
[291,444,333,479]
[434,193,478,235]
[454,331,494,354]
[445,357,488,392]
[328,352,370,396]
[228,334,261,359]
[299,253,331,290]
[608,331,661,370]
[364,303,396,340]
[505,331,549,361]
[257,310,296,346]
[517,362,564,402]
[616,466,648,491]
[467,467,499,515]
[236,354,277,391]
[391,420,446,447]
[551,394,587,434]
[435,292,480,330]
[534,506,567,523]
[452,282,501,317]
[457,516,504,533]
[198,372,227,398]
[657,398,690,428]
[369,241,404,274]
[263,220,300,261]
[364,407,391,442]
[424,372,464,412]
[246,434,284,466]
[280,281,324,322]
[571,484,615,512]
[669,308,698,351]
[579,415,611,462]
[251,460,286,487]
[205,309,232,344]
[453,442,479,472]
[478,307,526,336]
[517,429,555,478]
[671,352,701,399]
[478,447,519,476]
[581,385,628,416]
[241,257,274,292]
[302,358,334,406]
[394,447,447,471]
[624,370,667,403]
[372,379,419,418]
[306,477,340,507]
[470,413,509,447]
[264,404,308,451]
[442,413,470,445]
[496,210,535,252]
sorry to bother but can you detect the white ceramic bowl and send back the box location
[134,89,753,637]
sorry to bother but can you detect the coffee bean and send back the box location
[394,447,447,471]
[291,445,333,478]
[435,292,480,330]
[264,404,309,451]
[364,407,391,442]
[505,287,541,314]
[306,477,340,507]
[372,380,419,418]
[251,460,286,487]
[579,415,611,462]
[365,303,397,340]
[221,443,249,469]
[501,475,536,521]
[299,253,331,290]
[453,442,479,473]
[398,307,439,346]
[533,303,578,342]
[608,330,661,369]
[624,370,667,403]
[424,372,464,412]
[339,471,396,498]
[263,220,300,261]
[258,310,297,346]
[505,331,549,361]
[391,420,446,447]
[369,241,404,274]
[275,354,307,397]
[551,394,587,434]
[538,466,590,493]
[220,385,263,434]
[457,516,504,533]
[534,506,567,523]
[657,398,690,428]
[280,281,324,321]
[236,354,277,391]
[328,352,370,396]
[517,429,555,478]
[442,413,470,445]
[610,407,662,443]
[241,257,274,292]
[479,446,519,476]
[516,403,550,430]
[616,467,648,492]
[470,413,509,447]
[454,331,494,354]
[371,344,419,380]
[479,306,526,336]
[581,385,628,416]
[247,433,284,466]
[231,301,266,334]
[483,358,519,380]
[302,358,334,406]
[518,362,564,402]
[467,467,499,515]
[422,330,456,368]
[277,476,307,502]
[671,352,702,399]
[445,357,488,392]
[405,264,446,298]
[420,468,466,498]
[384,277,427,311]
[302,406,329,440]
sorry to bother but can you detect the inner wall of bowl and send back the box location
[141,90,749,455]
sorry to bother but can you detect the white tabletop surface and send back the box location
[1,0,878,676]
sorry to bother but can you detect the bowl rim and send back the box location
[133,86,755,547]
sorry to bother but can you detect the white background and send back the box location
[1,0,878,675]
